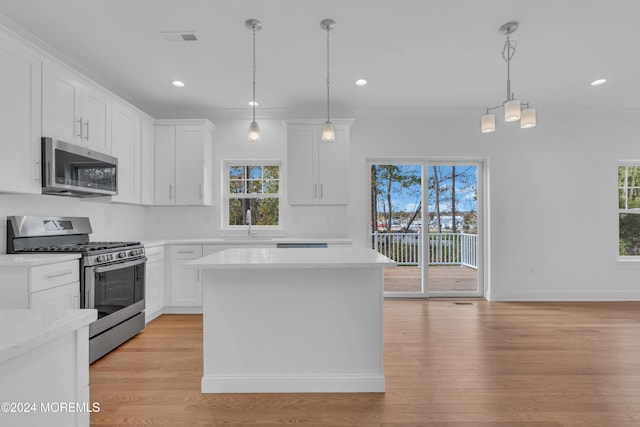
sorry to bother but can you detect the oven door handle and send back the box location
[92,257,147,274]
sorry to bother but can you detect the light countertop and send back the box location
[141,237,352,247]
[186,247,396,269]
[0,253,81,267]
[0,309,97,363]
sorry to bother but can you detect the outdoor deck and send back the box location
[384,265,478,293]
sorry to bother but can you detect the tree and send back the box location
[371,165,421,233]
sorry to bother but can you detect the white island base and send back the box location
[188,247,395,393]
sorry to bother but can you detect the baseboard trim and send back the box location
[201,374,385,393]
[491,290,640,301]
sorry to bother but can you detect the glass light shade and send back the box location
[481,114,496,133]
[504,99,521,122]
[248,121,261,142]
[321,121,335,142]
[520,108,537,128]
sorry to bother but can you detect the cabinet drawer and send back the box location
[170,245,203,259]
[145,246,165,263]
[30,281,80,310]
[30,260,79,293]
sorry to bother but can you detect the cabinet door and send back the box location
[317,127,349,205]
[175,125,205,205]
[170,261,202,306]
[0,35,42,194]
[111,101,140,204]
[154,126,176,205]
[30,282,80,310]
[42,63,82,144]
[140,118,155,205]
[287,126,318,205]
[145,260,164,322]
[170,245,202,307]
[82,84,111,153]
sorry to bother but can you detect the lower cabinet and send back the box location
[0,258,80,309]
[144,245,165,323]
[168,245,203,311]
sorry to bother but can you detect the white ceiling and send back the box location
[0,0,639,120]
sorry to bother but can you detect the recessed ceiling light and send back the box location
[172,80,185,88]
[355,79,368,86]
[248,101,259,107]
[590,78,607,86]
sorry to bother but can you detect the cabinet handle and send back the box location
[85,120,90,141]
[47,269,73,279]
[169,184,173,200]
[34,161,40,183]
[314,184,318,198]
[177,251,194,254]
[320,184,323,199]
[77,117,83,139]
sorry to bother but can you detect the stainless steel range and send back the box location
[6,215,146,363]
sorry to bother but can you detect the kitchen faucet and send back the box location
[246,209,252,239]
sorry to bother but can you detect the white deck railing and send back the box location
[371,232,477,269]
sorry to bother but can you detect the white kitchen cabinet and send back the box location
[42,61,112,153]
[286,120,353,205]
[0,310,95,427]
[154,119,215,206]
[0,257,80,309]
[111,100,141,204]
[140,116,156,205]
[0,32,42,194]
[168,245,203,309]
[144,245,165,322]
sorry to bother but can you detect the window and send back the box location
[618,163,640,256]
[224,162,280,228]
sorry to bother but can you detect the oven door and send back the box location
[86,257,146,337]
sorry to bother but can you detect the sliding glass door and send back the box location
[370,160,483,298]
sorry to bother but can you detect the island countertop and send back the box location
[186,247,396,269]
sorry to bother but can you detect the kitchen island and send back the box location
[187,247,395,393]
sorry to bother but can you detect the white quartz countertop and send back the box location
[186,247,396,269]
[0,309,97,363]
[141,237,352,246]
[0,253,81,266]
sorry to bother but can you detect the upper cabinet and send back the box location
[111,101,141,204]
[154,119,215,206]
[140,116,156,205]
[0,32,42,194]
[42,62,111,154]
[286,119,353,205]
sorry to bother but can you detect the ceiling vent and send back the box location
[161,31,198,42]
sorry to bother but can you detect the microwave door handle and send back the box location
[92,257,147,274]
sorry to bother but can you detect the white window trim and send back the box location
[617,161,640,261]
[222,160,283,231]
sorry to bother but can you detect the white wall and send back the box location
[348,111,640,301]
[3,111,640,300]
[0,194,147,253]
[144,118,348,239]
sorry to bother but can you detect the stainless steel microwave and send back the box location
[41,137,118,197]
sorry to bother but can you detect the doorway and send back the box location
[370,160,484,298]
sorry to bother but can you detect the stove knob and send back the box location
[129,250,136,256]
[96,255,105,262]
[118,252,126,259]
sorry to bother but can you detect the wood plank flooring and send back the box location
[90,301,640,426]
[384,266,478,293]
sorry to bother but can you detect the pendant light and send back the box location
[481,21,536,133]
[246,19,262,142]
[320,19,336,142]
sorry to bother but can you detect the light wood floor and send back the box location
[90,301,640,426]
[384,265,478,293]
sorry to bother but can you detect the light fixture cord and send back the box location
[325,25,331,122]
[502,32,516,101]
[252,25,257,123]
